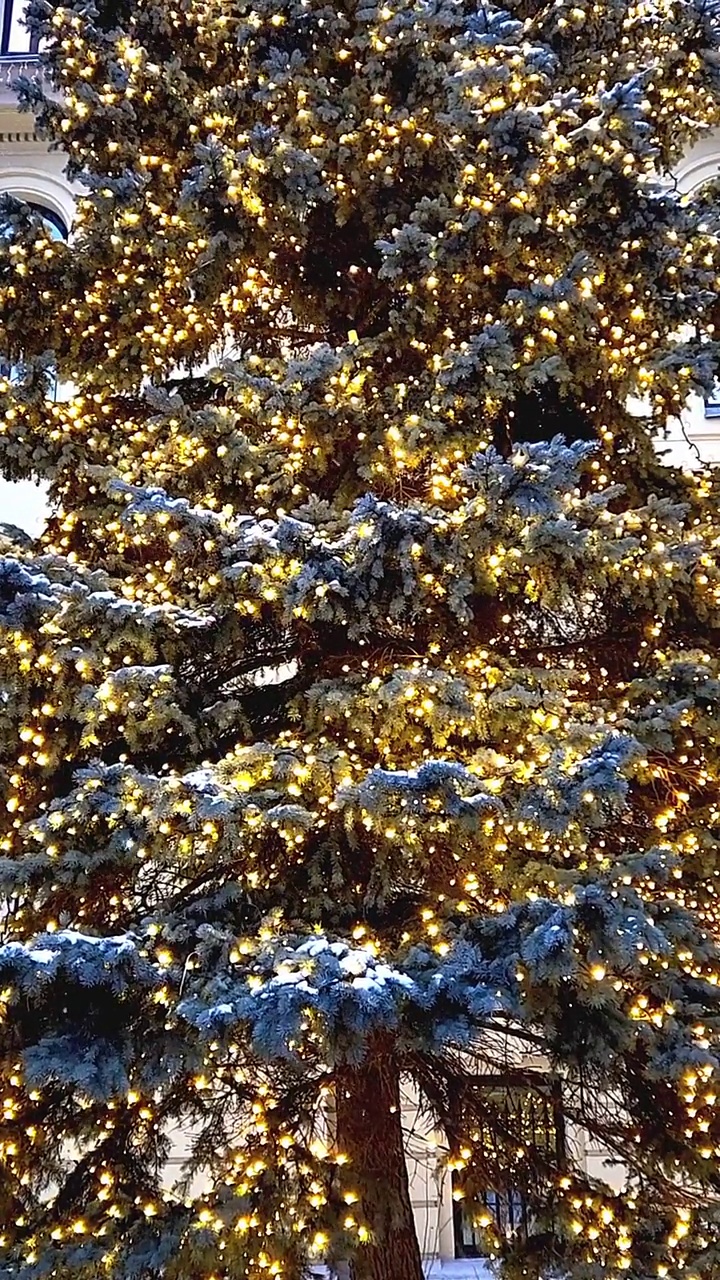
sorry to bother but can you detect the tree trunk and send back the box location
[335,1038,425,1280]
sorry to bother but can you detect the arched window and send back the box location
[690,180,720,419]
[0,197,67,242]
[0,197,68,394]
[670,142,720,425]
[30,203,66,240]
[0,189,68,540]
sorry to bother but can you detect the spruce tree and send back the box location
[4,1,720,1278]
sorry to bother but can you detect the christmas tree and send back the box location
[4,1,720,1277]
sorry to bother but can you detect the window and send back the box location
[30,205,66,240]
[0,198,66,242]
[453,1082,565,1258]
[678,175,720,421]
[0,199,67,396]
[0,0,38,57]
[705,390,720,419]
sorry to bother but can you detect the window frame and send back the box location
[452,1080,566,1260]
[0,0,39,58]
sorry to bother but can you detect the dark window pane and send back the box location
[453,1083,565,1259]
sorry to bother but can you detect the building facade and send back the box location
[0,3,719,1274]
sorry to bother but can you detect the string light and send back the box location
[2,0,720,1278]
